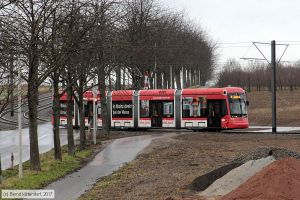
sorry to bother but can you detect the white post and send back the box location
[161,73,164,89]
[154,42,157,89]
[170,66,173,89]
[199,69,201,86]
[189,70,192,86]
[15,2,22,179]
[92,84,97,145]
[180,68,183,89]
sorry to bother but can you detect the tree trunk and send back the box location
[132,72,139,90]
[115,67,121,90]
[163,73,168,89]
[248,77,251,92]
[175,71,181,90]
[161,73,164,89]
[66,86,75,155]
[194,71,197,86]
[9,53,14,116]
[149,75,153,89]
[98,66,109,135]
[78,90,86,150]
[122,67,126,89]
[52,75,62,161]
[27,38,41,171]
[108,72,112,90]
[182,68,186,88]
[27,84,40,171]
[186,69,190,88]
[158,73,162,89]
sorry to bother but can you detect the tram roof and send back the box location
[182,87,245,95]
[139,89,175,96]
[111,90,134,101]
[83,90,100,101]
[111,90,134,96]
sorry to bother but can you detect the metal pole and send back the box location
[170,66,173,89]
[18,58,23,178]
[93,85,97,145]
[271,40,277,133]
[161,73,164,88]
[14,0,23,179]
[154,42,157,89]
[199,70,201,86]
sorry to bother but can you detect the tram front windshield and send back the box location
[228,93,247,117]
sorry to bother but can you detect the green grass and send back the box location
[0,147,92,190]
[76,149,92,159]
[1,169,18,180]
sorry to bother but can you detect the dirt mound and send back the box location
[191,147,300,192]
[221,157,300,200]
[198,156,275,198]
[191,162,243,192]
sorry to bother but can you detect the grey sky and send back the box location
[163,0,300,65]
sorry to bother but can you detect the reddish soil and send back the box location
[221,157,300,200]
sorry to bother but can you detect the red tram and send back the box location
[58,87,249,130]
[58,90,102,128]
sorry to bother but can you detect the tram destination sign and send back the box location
[112,101,133,118]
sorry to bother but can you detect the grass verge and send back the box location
[0,146,93,190]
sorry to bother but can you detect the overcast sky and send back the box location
[162,0,300,65]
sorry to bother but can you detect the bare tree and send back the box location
[0,0,99,170]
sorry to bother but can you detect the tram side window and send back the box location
[163,101,174,118]
[208,100,228,116]
[97,103,101,117]
[84,101,89,117]
[60,102,74,116]
[140,100,150,118]
[182,97,207,118]
[112,101,133,118]
[221,100,228,116]
[60,102,67,116]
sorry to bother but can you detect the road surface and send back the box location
[0,122,79,170]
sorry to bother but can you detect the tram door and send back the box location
[84,101,93,127]
[150,101,163,127]
[207,100,222,128]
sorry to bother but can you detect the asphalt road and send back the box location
[0,122,79,170]
[0,92,52,130]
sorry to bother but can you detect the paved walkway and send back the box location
[45,135,156,200]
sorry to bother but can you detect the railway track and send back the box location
[0,95,52,127]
